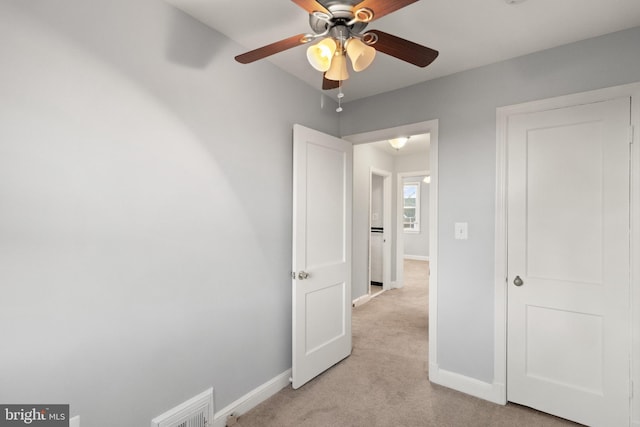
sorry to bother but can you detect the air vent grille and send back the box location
[151,388,214,427]
[175,410,206,427]
[175,409,206,427]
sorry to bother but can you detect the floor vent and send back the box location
[151,388,214,427]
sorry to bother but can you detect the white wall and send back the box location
[395,150,430,173]
[371,175,384,228]
[0,1,337,426]
[339,26,640,386]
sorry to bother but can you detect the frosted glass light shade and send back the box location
[388,137,409,149]
[306,38,337,72]
[346,38,376,72]
[325,52,349,81]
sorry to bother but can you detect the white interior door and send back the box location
[507,98,631,426]
[292,124,352,389]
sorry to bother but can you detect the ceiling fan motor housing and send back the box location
[308,4,369,36]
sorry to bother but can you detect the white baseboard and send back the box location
[352,294,371,307]
[404,255,429,261]
[213,369,291,427]
[69,415,80,427]
[429,363,506,405]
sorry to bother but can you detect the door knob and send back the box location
[513,276,524,287]
[297,271,310,280]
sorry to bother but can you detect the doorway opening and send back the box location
[368,169,392,297]
[344,119,438,358]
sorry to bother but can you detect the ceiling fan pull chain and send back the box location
[336,84,344,113]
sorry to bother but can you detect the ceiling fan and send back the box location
[234,0,439,91]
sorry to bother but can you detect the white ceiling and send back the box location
[166,0,640,102]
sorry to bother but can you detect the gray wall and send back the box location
[402,177,429,258]
[339,26,640,383]
[0,1,337,426]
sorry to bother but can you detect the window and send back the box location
[403,182,420,232]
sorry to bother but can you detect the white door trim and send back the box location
[343,119,439,370]
[495,82,640,424]
[369,167,392,293]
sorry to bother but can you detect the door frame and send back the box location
[343,118,439,370]
[494,82,640,424]
[368,168,392,294]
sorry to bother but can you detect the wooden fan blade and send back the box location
[322,74,340,90]
[354,0,418,21]
[367,30,438,67]
[291,0,330,15]
[235,34,308,64]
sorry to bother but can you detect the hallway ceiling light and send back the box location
[388,136,410,150]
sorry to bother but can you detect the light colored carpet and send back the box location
[234,260,579,427]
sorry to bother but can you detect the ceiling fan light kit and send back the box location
[234,0,439,112]
[307,38,337,71]
[345,38,376,72]
[325,50,349,81]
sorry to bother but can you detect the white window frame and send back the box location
[403,182,420,233]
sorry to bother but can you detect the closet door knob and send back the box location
[513,276,524,287]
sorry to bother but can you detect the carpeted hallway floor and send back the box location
[234,260,578,426]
